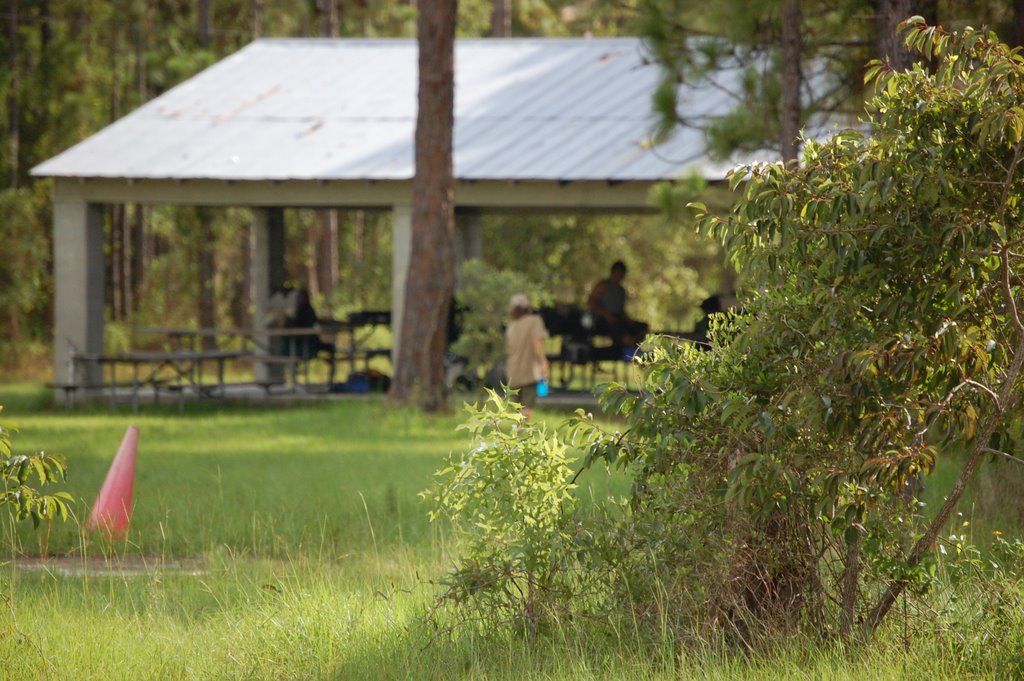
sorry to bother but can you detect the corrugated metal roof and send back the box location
[32,38,805,183]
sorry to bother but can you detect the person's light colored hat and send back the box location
[508,293,531,313]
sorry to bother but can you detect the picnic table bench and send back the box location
[134,311,393,394]
[68,349,249,411]
[55,311,395,408]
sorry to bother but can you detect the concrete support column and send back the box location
[391,202,412,360]
[454,208,483,287]
[53,197,105,389]
[252,207,286,383]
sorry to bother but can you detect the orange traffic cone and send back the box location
[86,425,138,540]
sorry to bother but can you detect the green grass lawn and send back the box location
[0,383,1019,679]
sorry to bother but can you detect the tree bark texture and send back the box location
[251,0,264,38]
[198,0,211,48]
[875,0,915,71]
[919,0,937,26]
[8,0,20,189]
[106,206,118,319]
[491,0,511,37]
[839,533,861,639]
[317,0,340,303]
[111,204,127,322]
[197,208,216,349]
[230,225,251,328]
[319,0,340,36]
[318,209,338,300]
[130,204,145,316]
[390,0,457,411]
[39,0,51,49]
[780,0,802,164]
[1015,0,1024,48]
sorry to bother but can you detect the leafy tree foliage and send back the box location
[640,0,1024,163]
[641,0,874,161]
[432,20,1024,643]
[0,407,72,532]
[625,18,1024,636]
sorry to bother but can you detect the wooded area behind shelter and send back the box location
[5,0,1024,377]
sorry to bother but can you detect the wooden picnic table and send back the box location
[72,349,250,411]
[136,315,392,381]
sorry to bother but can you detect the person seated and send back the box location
[586,261,648,352]
[265,286,335,360]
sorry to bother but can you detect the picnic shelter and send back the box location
[32,36,780,390]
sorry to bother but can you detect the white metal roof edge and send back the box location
[29,36,768,185]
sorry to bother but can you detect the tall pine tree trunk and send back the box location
[780,0,801,164]
[196,7,215,346]
[390,0,457,411]
[108,205,119,321]
[318,210,338,303]
[235,0,264,325]
[127,4,149,317]
[8,0,19,189]
[348,210,370,308]
[230,224,251,328]
[39,0,51,48]
[111,204,127,322]
[319,0,340,35]
[1015,0,1024,48]
[920,0,937,26]
[252,0,264,37]
[198,0,211,48]
[197,208,216,347]
[316,0,340,305]
[875,0,914,71]
[490,0,511,37]
[130,205,145,315]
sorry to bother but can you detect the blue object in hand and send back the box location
[537,379,549,397]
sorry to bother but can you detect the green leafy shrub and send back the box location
[1,406,73,536]
[430,21,1024,648]
[576,19,1024,641]
[423,390,583,631]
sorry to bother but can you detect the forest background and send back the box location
[3,0,1024,377]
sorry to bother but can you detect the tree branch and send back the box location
[864,329,1024,633]
[998,143,1024,332]
[1002,246,1024,333]
[981,447,1024,466]
[839,530,861,639]
[940,380,1000,409]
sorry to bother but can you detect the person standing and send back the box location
[505,293,549,419]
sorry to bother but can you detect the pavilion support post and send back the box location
[252,207,286,384]
[454,207,483,287]
[53,196,105,392]
[391,202,412,361]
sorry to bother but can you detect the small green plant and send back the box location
[423,390,581,631]
[0,406,73,533]
[451,261,543,383]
